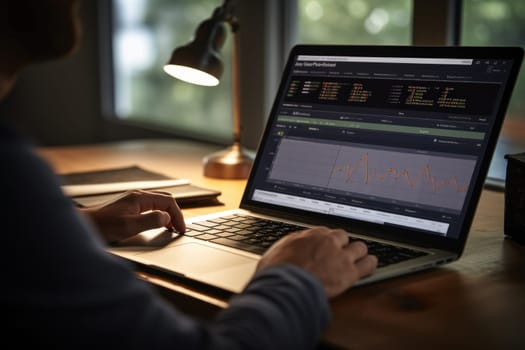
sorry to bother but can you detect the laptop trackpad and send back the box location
[137,242,258,292]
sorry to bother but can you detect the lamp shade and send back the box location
[163,16,227,86]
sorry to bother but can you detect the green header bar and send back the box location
[277,115,485,140]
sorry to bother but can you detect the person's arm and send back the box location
[210,264,330,349]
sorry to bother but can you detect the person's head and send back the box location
[1,0,82,98]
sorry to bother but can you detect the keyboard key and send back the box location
[194,233,219,241]
[186,223,210,232]
[183,229,204,237]
[197,221,220,228]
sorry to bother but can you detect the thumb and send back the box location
[130,210,171,233]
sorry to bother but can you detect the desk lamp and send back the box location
[163,0,253,179]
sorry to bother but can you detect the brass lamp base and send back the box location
[203,142,254,179]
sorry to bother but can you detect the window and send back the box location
[111,0,232,144]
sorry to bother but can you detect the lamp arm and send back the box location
[231,29,241,144]
[213,0,240,143]
[214,0,239,33]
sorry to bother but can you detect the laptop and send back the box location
[109,45,523,295]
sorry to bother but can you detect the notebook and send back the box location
[109,45,523,295]
[60,166,222,208]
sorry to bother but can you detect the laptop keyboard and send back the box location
[361,240,427,267]
[185,214,304,254]
[185,214,427,267]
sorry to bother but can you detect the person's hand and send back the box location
[257,226,377,298]
[79,190,186,243]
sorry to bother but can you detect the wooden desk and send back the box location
[39,139,525,349]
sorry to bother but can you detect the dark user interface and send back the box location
[248,55,514,239]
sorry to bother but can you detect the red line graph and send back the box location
[332,153,468,193]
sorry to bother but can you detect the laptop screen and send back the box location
[242,45,522,247]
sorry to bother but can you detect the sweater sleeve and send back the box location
[209,264,332,350]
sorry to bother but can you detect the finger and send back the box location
[133,193,186,232]
[159,199,185,232]
[328,229,351,248]
[130,211,171,233]
[343,240,369,261]
[354,255,378,278]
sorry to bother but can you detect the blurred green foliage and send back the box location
[297,0,412,45]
